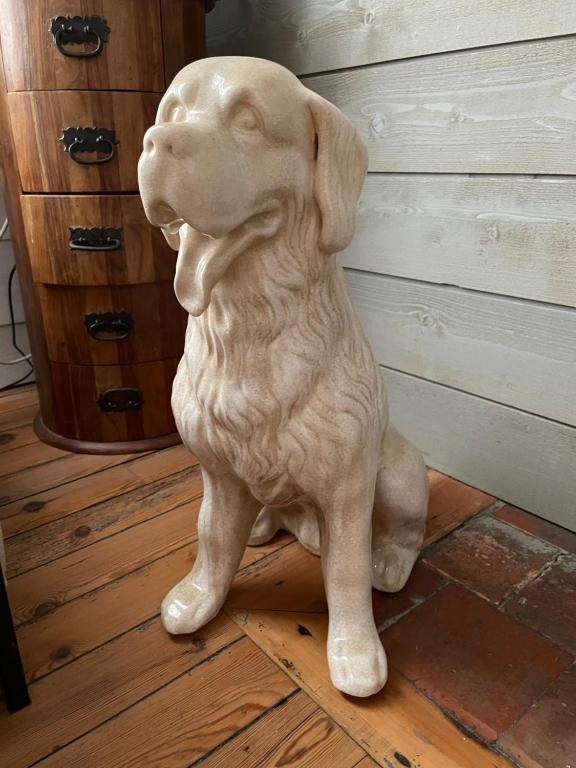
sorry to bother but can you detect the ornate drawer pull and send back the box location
[84,311,134,341]
[50,15,110,58]
[69,227,122,251]
[97,387,143,412]
[60,127,118,165]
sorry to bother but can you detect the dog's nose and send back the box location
[142,124,196,160]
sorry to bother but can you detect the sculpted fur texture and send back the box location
[138,56,429,697]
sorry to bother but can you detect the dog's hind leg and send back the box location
[161,469,260,635]
[248,503,321,555]
[371,426,429,593]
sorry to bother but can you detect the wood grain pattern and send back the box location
[161,0,207,84]
[198,692,315,767]
[8,90,161,192]
[9,499,199,625]
[33,638,295,768]
[38,282,186,365]
[0,441,67,479]
[5,464,202,577]
[385,367,576,532]
[232,610,513,768]
[47,358,179,442]
[15,530,291,682]
[304,37,576,174]
[342,174,576,308]
[346,270,576,428]
[0,386,37,412]
[0,386,518,765]
[256,707,367,768]
[0,52,54,424]
[0,405,38,432]
[0,423,38,454]
[207,0,576,75]
[0,615,242,768]
[1,0,165,92]
[23,195,176,286]
[0,445,194,537]
[0,451,140,508]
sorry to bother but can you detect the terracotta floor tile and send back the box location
[423,515,558,603]
[372,561,445,630]
[382,583,572,741]
[499,665,576,768]
[503,554,576,655]
[494,505,576,556]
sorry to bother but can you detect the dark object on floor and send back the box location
[0,563,30,712]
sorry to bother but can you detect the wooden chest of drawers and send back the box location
[0,0,206,452]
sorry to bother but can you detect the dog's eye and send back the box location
[231,104,261,133]
[167,103,186,123]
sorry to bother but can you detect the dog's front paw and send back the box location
[328,629,388,697]
[161,582,222,635]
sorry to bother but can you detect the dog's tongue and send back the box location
[174,223,218,316]
[174,213,282,316]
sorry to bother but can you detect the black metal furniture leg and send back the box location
[0,563,30,712]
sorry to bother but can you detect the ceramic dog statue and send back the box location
[138,56,429,697]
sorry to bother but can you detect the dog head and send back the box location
[138,56,367,315]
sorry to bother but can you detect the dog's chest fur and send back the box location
[172,249,385,507]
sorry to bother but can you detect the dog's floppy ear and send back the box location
[307,91,368,254]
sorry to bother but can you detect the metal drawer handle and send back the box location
[60,127,118,165]
[84,311,134,341]
[50,15,110,58]
[69,227,122,251]
[97,387,143,412]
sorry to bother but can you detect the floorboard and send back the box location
[0,385,514,768]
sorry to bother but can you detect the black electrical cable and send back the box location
[0,265,35,392]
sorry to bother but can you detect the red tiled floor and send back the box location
[499,665,576,768]
[372,561,445,630]
[422,515,558,603]
[494,505,576,556]
[382,583,573,741]
[503,554,576,656]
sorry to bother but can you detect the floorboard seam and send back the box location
[26,634,247,768]
[186,688,303,768]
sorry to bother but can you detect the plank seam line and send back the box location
[24,635,246,768]
[344,266,576,313]
[300,31,576,80]
[0,465,196,541]
[379,363,576,431]
[0,446,198,511]
[17,538,297,679]
[0,450,162,508]
[363,171,576,180]
[3,462,201,544]
[7,487,204,579]
[186,689,302,768]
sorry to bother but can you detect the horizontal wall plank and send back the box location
[341,174,576,308]
[346,270,576,427]
[207,0,576,75]
[384,367,576,532]
[304,37,576,174]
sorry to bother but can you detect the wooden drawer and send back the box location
[47,358,179,442]
[38,283,187,365]
[9,91,160,192]
[23,194,175,286]
[0,0,164,92]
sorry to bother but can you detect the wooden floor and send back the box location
[0,385,509,768]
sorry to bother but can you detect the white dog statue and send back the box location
[138,57,429,697]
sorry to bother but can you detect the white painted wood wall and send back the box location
[207,1,576,532]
